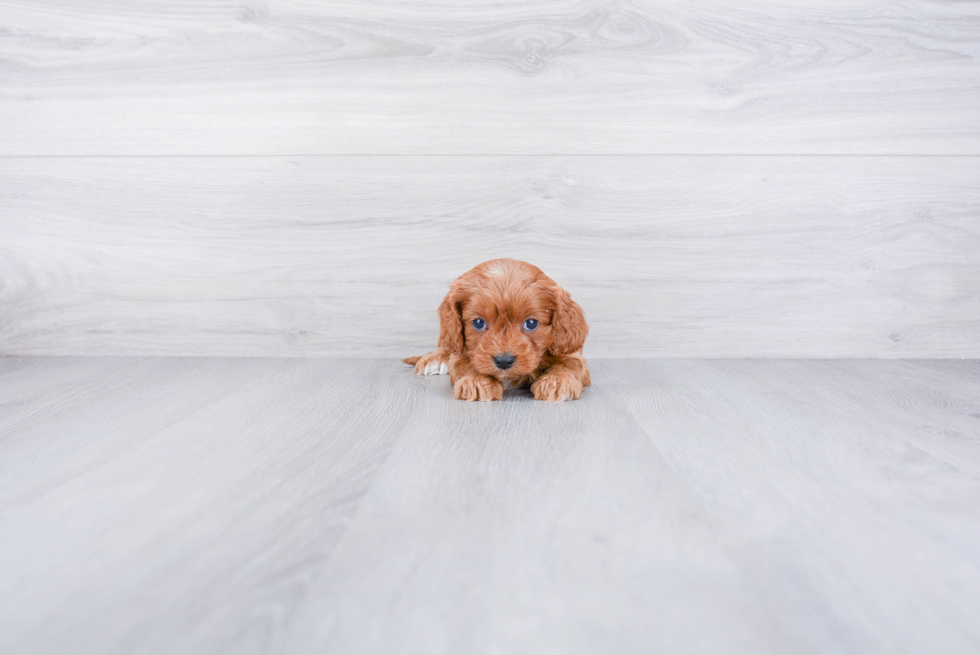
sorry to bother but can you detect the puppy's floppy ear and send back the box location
[549,286,588,355]
[436,282,467,355]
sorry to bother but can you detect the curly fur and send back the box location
[403,259,590,402]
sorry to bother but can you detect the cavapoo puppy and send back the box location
[404,258,590,402]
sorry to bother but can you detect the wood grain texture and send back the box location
[608,359,980,653]
[281,361,802,654]
[2,156,978,358]
[0,357,426,654]
[283,358,980,654]
[1,0,979,155]
[4,358,973,653]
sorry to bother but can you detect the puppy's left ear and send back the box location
[549,286,588,355]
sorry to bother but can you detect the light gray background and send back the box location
[3,3,980,653]
[3,357,980,654]
[2,0,978,357]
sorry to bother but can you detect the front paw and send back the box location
[414,351,449,376]
[531,373,583,402]
[453,375,503,402]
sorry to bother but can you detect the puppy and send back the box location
[403,259,590,402]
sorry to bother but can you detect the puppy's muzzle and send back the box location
[493,353,516,370]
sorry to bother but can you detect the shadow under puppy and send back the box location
[404,258,591,401]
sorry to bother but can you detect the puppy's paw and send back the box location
[413,351,449,376]
[531,372,583,402]
[454,375,503,402]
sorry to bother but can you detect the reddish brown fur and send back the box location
[403,259,591,402]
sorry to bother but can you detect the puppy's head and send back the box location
[437,259,588,381]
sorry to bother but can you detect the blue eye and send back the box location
[472,318,486,330]
[523,318,538,331]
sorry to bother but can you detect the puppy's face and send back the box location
[437,259,588,381]
[461,284,553,380]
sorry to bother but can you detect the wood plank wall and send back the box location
[1,0,978,357]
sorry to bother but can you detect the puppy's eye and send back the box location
[523,318,538,331]
[472,318,486,330]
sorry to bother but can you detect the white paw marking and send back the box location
[424,360,449,375]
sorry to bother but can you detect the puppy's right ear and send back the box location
[436,283,466,355]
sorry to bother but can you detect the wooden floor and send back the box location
[1,357,979,654]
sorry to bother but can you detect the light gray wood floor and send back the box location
[2,357,979,654]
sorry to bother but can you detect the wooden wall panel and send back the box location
[1,0,978,155]
[2,156,977,357]
[1,1,977,356]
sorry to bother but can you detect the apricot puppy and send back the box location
[403,259,590,402]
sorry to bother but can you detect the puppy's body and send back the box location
[404,259,590,402]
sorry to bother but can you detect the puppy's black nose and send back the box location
[493,353,516,370]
